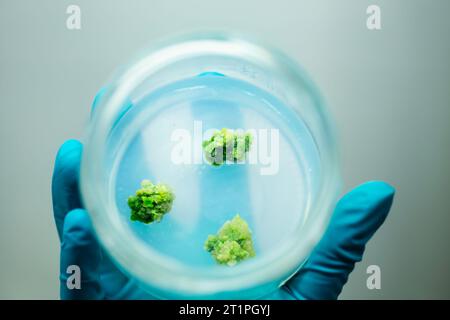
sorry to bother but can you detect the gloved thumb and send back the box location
[286,181,395,299]
[60,208,104,299]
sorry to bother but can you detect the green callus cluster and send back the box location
[202,128,253,166]
[127,180,175,224]
[128,127,256,266]
[204,214,256,266]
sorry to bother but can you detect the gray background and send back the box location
[0,0,449,299]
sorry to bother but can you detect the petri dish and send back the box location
[80,33,341,299]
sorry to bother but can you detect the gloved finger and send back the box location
[60,209,104,300]
[52,139,83,240]
[286,180,395,300]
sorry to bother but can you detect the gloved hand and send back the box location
[52,96,395,300]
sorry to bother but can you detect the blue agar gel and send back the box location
[112,73,320,268]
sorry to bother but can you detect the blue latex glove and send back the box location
[52,97,395,300]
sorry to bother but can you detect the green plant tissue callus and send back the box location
[202,128,253,166]
[128,180,174,224]
[204,214,256,266]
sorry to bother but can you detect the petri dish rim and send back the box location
[80,32,341,298]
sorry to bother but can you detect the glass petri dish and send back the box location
[80,33,341,299]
